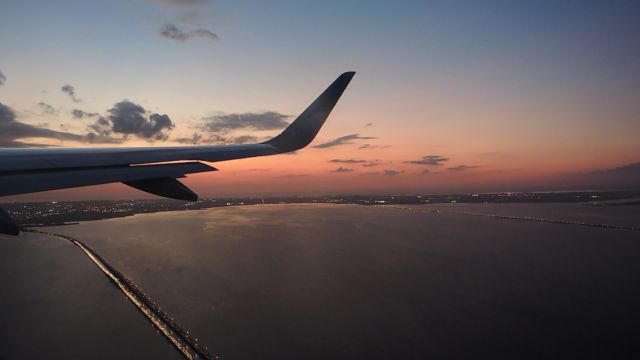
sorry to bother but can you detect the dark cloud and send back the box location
[332,167,354,173]
[0,70,5,85]
[88,116,111,135]
[61,84,81,102]
[232,135,259,144]
[365,122,373,127]
[358,143,389,150]
[72,109,100,119]
[37,102,56,115]
[590,162,640,175]
[448,165,477,171]
[383,169,401,176]
[328,159,366,164]
[573,161,640,189]
[313,133,377,149]
[173,131,262,145]
[0,140,52,148]
[404,155,449,166]
[201,111,290,133]
[0,102,114,147]
[160,23,219,42]
[174,132,203,145]
[89,101,174,140]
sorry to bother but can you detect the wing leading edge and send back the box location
[0,72,356,234]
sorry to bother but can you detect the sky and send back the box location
[1,0,639,200]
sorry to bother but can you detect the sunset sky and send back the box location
[1,0,639,200]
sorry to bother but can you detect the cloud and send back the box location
[89,100,174,140]
[358,143,389,150]
[61,84,81,102]
[0,102,114,147]
[174,132,203,144]
[72,109,100,119]
[88,116,111,135]
[201,111,290,133]
[448,165,477,171]
[383,169,401,176]
[404,155,449,166]
[232,135,259,144]
[37,102,56,115]
[332,167,354,173]
[420,169,430,175]
[160,23,219,42]
[365,122,373,127]
[173,131,262,145]
[590,162,640,175]
[328,159,366,164]
[362,161,381,167]
[312,133,377,149]
[0,70,5,85]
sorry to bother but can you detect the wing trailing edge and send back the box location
[123,177,199,202]
[0,162,215,197]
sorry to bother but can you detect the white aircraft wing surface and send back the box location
[0,72,356,234]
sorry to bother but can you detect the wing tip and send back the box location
[264,71,356,152]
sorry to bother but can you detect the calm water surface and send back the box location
[2,204,640,359]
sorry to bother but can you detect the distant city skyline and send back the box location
[1,0,639,200]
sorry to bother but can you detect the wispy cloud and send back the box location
[328,159,366,164]
[0,70,5,85]
[201,111,290,133]
[358,143,389,150]
[174,132,264,145]
[174,132,203,144]
[313,133,377,149]
[332,167,354,173]
[61,84,81,102]
[0,102,114,147]
[160,23,219,42]
[72,109,100,119]
[37,102,56,115]
[589,162,640,175]
[404,155,449,166]
[384,169,402,176]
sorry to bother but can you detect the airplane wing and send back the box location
[0,72,356,234]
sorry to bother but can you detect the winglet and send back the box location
[264,72,355,152]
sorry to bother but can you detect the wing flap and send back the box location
[123,177,199,201]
